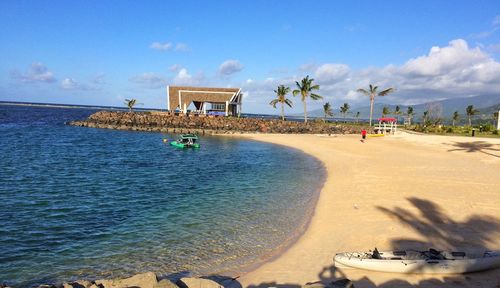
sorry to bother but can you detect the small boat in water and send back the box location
[170,134,200,149]
[334,248,500,274]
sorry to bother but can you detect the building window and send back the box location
[211,103,225,111]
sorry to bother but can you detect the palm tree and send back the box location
[323,102,333,121]
[382,106,391,118]
[494,111,499,127]
[270,85,293,121]
[466,105,479,127]
[407,106,414,125]
[125,99,138,112]
[355,111,360,123]
[293,75,323,123]
[423,110,429,125]
[394,105,402,122]
[340,103,350,122]
[357,84,395,126]
[452,111,459,127]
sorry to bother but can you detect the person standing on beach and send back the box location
[361,129,367,142]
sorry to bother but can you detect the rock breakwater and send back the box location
[69,111,368,135]
[4,272,353,288]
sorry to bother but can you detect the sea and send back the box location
[0,104,325,287]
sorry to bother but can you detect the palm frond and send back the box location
[378,87,395,96]
[292,89,300,96]
[310,93,323,100]
[269,99,279,108]
[357,88,370,96]
[284,99,293,107]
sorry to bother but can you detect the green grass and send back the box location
[404,124,500,138]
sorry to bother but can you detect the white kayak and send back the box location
[334,249,500,274]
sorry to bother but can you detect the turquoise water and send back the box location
[0,105,325,287]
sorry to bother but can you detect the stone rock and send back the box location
[302,281,329,288]
[95,272,158,288]
[62,280,93,288]
[176,277,223,288]
[331,279,354,288]
[154,279,178,288]
[69,111,369,135]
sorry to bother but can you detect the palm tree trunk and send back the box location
[304,100,308,123]
[369,96,374,126]
[468,116,471,127]
[452,119,455,127]
[281,102,285,121]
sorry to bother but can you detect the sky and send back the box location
[0,0,499,114]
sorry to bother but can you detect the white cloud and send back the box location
[486,43,500,54]
[173,68,205,86]
[218,59,244,76]
[150,42,172,51]
[150,42,190,52]
[11,62,56,83]
[92,73,106,85]
[401,39,487,77]
[299,62,318,72]
[169,64,183,72]
[60,77,100,91]
[174,68,191,84]
[470,15,500,39]
[60,78,78,90]
[129,72,168,89]
[314,64,350,83]
[175,43,190,52]
[240,38,500,112]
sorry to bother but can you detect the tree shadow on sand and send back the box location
[243,263,494,288]
[445,141,500,158]
[176,197,500,287]
[243,198,500,287]
[377,197,500,251]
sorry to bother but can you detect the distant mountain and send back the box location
[479,103,500,115]
[299,94,500,121]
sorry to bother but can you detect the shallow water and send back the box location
[0,105,325,287]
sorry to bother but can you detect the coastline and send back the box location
[215,140,327,278]
[232,133,500,287]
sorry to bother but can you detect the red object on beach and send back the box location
[361,129,367,139]
[378,117,397,123]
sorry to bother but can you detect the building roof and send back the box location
[168,86,241,110]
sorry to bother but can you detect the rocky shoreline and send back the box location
[0,272,354,288]
[68,111,368,135]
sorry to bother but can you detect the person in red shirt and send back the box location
[361,129,367,140]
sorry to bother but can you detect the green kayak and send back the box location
[170,134,200,148]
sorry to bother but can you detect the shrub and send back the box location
[482,124,493,132]
[493,130,499,135]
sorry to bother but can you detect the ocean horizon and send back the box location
[0,105,325,287]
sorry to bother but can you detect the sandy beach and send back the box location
[235,132,500,287]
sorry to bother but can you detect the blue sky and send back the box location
[1,0,499,114]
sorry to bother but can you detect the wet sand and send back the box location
[236,132,500,287]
